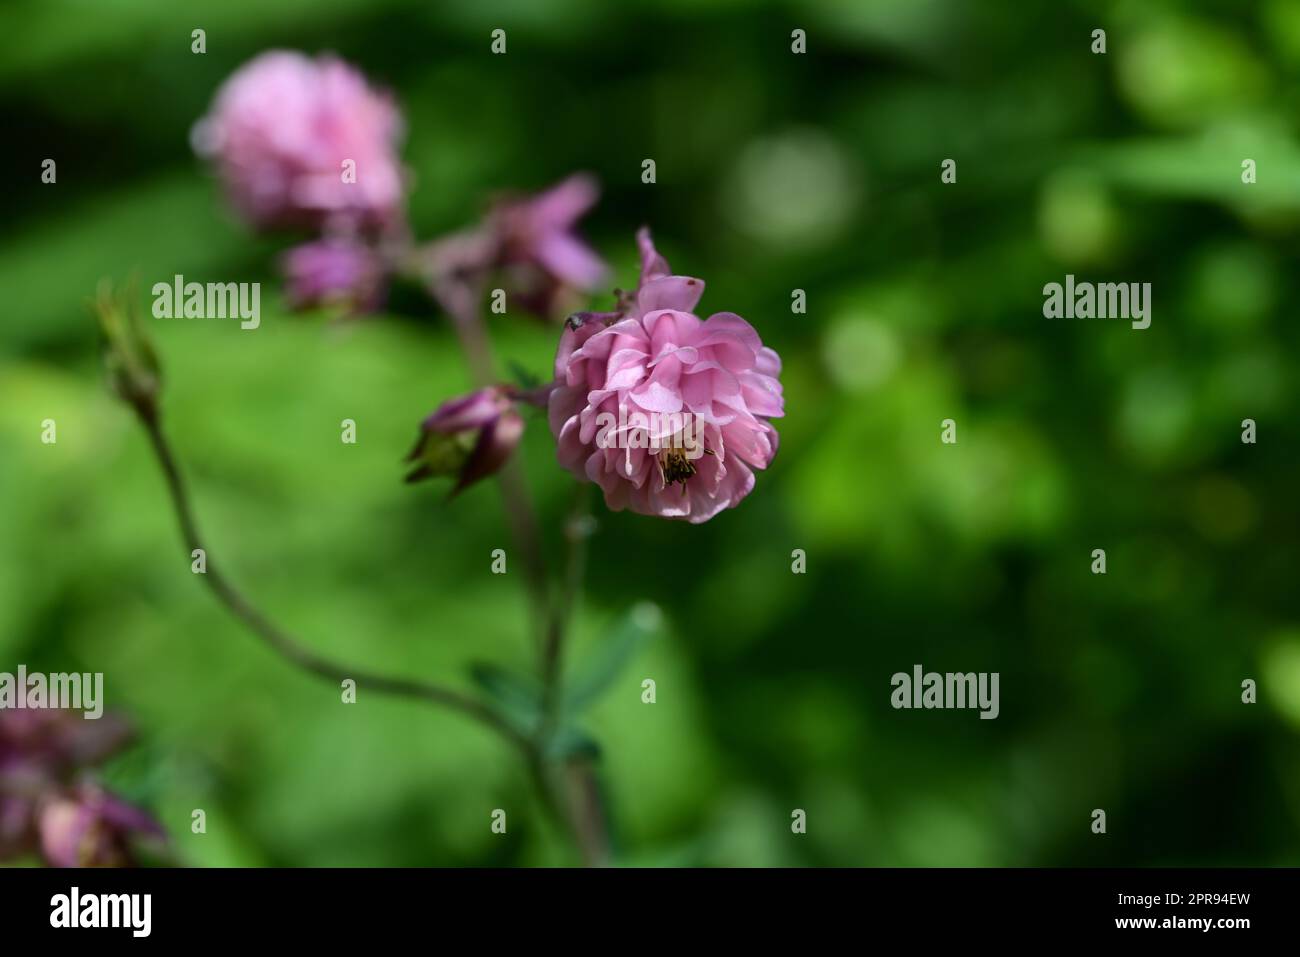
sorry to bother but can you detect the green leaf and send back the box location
[468,662,543,735]
[564,602,663,715]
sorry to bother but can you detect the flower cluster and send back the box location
[81,43,796,873]
[195,53,607,322]
[193,51,404,314]
[194,51,784,520]
[0,710,163,867]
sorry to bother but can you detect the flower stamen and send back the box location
[656,431,715,495]
[657,447,697,492]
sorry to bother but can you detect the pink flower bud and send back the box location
[406,387,525,495]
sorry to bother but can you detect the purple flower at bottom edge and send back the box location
[38,786,165,868]
[1,710,159,868]
[0,708,132,776]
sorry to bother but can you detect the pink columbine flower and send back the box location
[193,51,406,233]
[281,237,386,313]
[487,174,608,319]
[405,387,525,495]
[548,229,784,523]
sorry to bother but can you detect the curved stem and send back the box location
[137,407,529,753]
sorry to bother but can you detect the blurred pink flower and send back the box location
[281,237,386,313]
[488,174,608,319]
[193,50,405,232]
[548,229,784,523]
[406,386,524,495]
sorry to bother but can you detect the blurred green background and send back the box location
[3,0,1300,866]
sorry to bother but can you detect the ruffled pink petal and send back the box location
[628,356,684,413]
[739,370,785,418]
[756,345,782,378]
[636,276,705,315]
